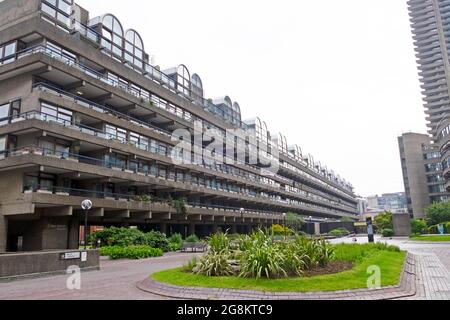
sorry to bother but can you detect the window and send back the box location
[0,41,17,65]
[24,173,56,192]
[38,139,70,158]
[0,103,10,126]
[41,0,73,28]
[0,136,6,158]
[125,30,145,69]
[41,102,73,124]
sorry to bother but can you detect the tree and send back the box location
[425,202,450,226]
[285,212,305,232]
[373,211,393,233]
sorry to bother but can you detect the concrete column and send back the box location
[188,223,196,236]
[160,222,167,235]
[0,214,7,253]
[67,218,80,250]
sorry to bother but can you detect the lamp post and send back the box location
[81,199,93,250]
[283,213,287,240]
[240,208,245,234]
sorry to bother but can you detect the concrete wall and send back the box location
[0,0,39,30]
[0,214,6,253]
[398,133,431,218]
[393,214,411,237]
[0,249,99,281]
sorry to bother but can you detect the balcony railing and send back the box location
[23,184,282,219]
[1,142,356,218]
[1,42,354,201]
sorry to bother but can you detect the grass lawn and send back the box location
[152,248,406,293]
[410,235,450,242]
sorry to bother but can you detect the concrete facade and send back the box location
[392,213,412,237]
[398,133,433,218]
[0,0,359,252]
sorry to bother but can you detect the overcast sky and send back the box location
[76,0,426,197]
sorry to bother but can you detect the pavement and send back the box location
[0,252,199,300]
[0,236,449,300]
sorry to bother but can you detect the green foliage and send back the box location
[425,202,450,226]
[195,251,234,277]
[170,198,188,215]
[381,229,394,237]
[340,217,355,223]
[277,242,307,276]
[411,219,428,235]
[207,232,230,253]
[314,239,335,267]
[285,212,305,232]
[182,256,199,272]
[185,234,200,243]
[90,227,169,251]
[329,228,350,237]
[373,212,393,232]
[271,224,294,236]
[333,243,400,263]
[240,243,287,279]
[168,233,183,251]
[100,246,163,260]
[144,231,170,252]
[428,223,449,234]
[133,194,152,203]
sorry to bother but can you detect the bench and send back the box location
[181,243,207,253]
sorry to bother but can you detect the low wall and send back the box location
[393,214,411,237]
[0,249,100,281]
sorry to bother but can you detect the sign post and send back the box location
[366,217,374,243]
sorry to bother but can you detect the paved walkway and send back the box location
[0,253,199,300]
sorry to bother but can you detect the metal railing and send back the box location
[23,184,282,218]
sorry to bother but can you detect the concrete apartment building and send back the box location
[0,0,358,252]
[366,193,408,214]
[398,132,448,218]
[399,0,450,217]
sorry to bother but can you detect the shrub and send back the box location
[425,202,450,226]
[277,242,307,276]
[185,234,200,243]
[100,246,163,260]
[207,232,230,253]
[411,219,428,235]
[144,231,170,252]
[428,223,450,234]
[89,227,170,251]
[329,228,349,237]
[168,233,183,251]
[182,256,199,273]
[239,243,286,279]
[271,224,294,236]
[382,229,394,237]
[195,251,234,277]
[374,212,393,232]
[314,239,335,267]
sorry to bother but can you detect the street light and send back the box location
[240,208,245,233]
[282,213,287,239]
[81,199,93,250]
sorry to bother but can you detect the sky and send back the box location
[76,0,427,197]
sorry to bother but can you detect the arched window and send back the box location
[100,14,124,59]
[177,65,191,97]
[191,73,203,105]
[233,102,242,125]
[125,29,144,69]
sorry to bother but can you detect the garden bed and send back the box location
[151,236,406,293]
